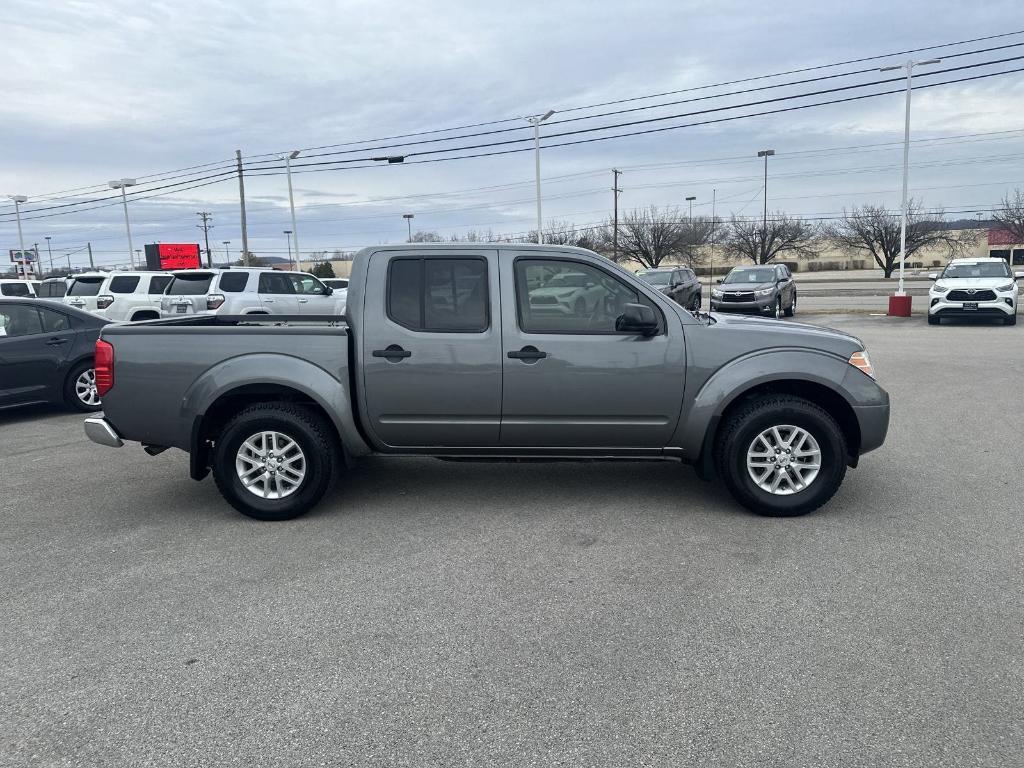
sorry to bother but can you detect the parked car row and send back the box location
[1,267,347,322]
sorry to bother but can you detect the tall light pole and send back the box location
[44,235,53,275]
[709,188,717,288]
[8,195,27,279]
[685,195,696,223]
[525,109,555,244]
[283,150,301,263]
[108,178,137,269]
[756,150,775,264]
[403,213,414,242]
[880,58,941,299]
[222,240,231,264]
[284,230,293,269]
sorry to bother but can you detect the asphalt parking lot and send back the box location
[2,313,1022,767]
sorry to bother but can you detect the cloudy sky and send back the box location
[2,0,1023,270]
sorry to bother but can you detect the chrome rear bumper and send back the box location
[84,416,124,448]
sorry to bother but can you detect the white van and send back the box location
[64,271,174,321]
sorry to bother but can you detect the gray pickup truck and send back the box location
[84,244,889,521]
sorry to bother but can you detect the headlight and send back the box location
[848,350,874,379]
[711,288,723,298]
[997,283,1015,292]
[755,287,775,297]
[931,284,949,294]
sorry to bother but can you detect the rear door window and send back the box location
[258,273,294,294]
[109,276,140,294]
[68,278,104,296]
[386,258,489,332]
[166,274,214,295]
[0,283,32,297]
[38,307,71,333]
[148,275,173,294]
[219,272,249,292]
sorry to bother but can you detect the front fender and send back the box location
[673,348,859,461]
[180,352,369,458]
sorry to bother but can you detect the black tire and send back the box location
[692,292,702,311]
[927,314,940,325]
[784,293,796,317]
[212,402,339,521]
[714,395,848,517]
[1005,314,1017,326]
[63,360,102,412]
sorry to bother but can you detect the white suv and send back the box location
[0,279,36,297]
[160,268,345,317]
[927,258,1023,326]
[64,271,173,322]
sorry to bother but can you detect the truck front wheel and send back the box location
[211,403,339,521]
[714,395,847,517]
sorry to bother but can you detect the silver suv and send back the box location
[64,271,173,321]
[160,268,345,317]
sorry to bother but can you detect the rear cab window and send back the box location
[167,273,215,295]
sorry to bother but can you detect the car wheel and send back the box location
[714,395,847,517]
[774,298,782,319]
[1005,314,1017,326]
[64,360,102,412]
[692,293,701,311]
[927,314,940,325]
[784,293,796,317]
[212,402,339,521]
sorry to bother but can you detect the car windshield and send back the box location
[941,262,1011,279]
[68,278,104,296]
[723,269,775,285]
[639,271,671,286]
[547,273,590,288]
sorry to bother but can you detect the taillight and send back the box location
[95,339,114,396]
[96,294,114,310]
[207,293,225,310]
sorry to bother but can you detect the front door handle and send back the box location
[263,298,275,303]
[298,298,309,303]
[46,337,68,346]
[507,345,547,362]
[372,344,412,361]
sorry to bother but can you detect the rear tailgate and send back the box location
[162,271,216,316]
[65,276,106,312]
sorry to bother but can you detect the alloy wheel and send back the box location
[75,369,100,406]
[235,431,307,500]
[746,425,822,495]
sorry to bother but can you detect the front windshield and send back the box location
[639,271,671,286]
[724,268,775,285]
[940,262,1011,279]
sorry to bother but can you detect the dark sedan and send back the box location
[637,266,702,310]
[0,298,108,412]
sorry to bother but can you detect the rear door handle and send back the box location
[372,344,412,361]
[263,298,275,303]
[507,345,547,362]
[46,337,68,346]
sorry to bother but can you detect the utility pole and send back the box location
[196,211,214,267]
[709,188,717,289]
[757,149,775,263]
[612,169,622,261]
[45,236,53,275]
[87,242,95,270]
[236,150,250,266]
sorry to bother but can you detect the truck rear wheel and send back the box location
[714,395,847,517]
[212,403,339,521]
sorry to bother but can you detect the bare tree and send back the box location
[722,212,818,265]
[410,230,444,243]
[612,206,713,269]
[993,189,1024,244]
[824,201,977,277]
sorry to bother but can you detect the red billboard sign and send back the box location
[144,243,201,270]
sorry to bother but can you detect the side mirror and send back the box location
[927,272,939,280]
[716,278,724,284]
[615,303,658,336]
[324,286,334,295]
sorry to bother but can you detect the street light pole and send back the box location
[109,178,137,269]
[284,150,301,264]
[686,195,696,223]
[880,58,941,297]
[222,240,230,264]
[284,230,293,269]
[756,150,775,263]
[45,235,53,275]
[8,195,27,279]
[525,109,555,244]
[403,214,414,243]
